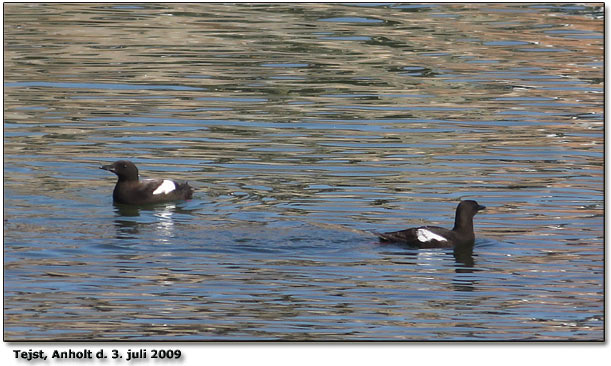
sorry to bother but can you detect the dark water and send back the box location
[3,3,604,340]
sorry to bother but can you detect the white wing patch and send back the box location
[416,228,447,243]
[153,180,176,195]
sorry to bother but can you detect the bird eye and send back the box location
[122,164,127,168]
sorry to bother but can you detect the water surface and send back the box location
[3,3,604,340]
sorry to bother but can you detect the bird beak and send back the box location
[100,164,115,173]
[477,204,486,211]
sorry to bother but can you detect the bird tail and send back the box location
[178,182,194,199]
[371,231,392,242]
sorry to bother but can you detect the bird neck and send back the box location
[453,211,474,233]
[117,175,139,183]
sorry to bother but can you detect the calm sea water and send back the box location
[3,3,603,340]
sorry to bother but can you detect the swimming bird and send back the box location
[375,200,485,249]
[100,160,193,205]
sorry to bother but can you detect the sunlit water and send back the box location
[3,3,603,340]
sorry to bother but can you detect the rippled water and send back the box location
[3,3,604,340]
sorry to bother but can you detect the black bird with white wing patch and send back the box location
[101,160,193,205]
[376,200,485,249]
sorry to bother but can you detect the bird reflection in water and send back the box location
[112,203,192,242]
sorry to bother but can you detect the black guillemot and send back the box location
[101,160,193,205]
[375,200,485,249]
